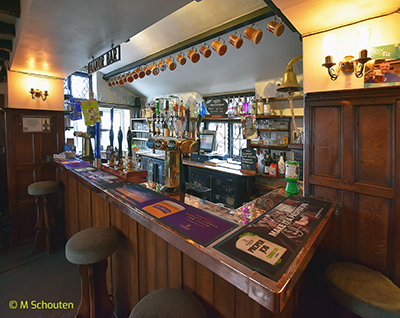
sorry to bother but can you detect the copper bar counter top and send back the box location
[55,159,335,316]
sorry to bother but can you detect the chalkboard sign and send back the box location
[241,147,257,174]
[207,98,228,116]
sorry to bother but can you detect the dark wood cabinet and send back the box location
[304,87,400,285]
[187,166,247,208]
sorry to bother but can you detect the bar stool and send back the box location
[66,227,118,318]
[129,288,207,318]
[28,180,59,254]
[326,262,400,318]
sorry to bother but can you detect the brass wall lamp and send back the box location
[322,27,372,81]
[30,88,49,101]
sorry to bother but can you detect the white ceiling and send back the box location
[272,0,400,36]
[10,0,192,77]
[9,0,396,98]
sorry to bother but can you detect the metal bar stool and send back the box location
[28,180,59,254]
[326,262,400,318]
[66,227,118,318]
[129,288,207,318]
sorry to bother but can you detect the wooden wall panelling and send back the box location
[340,191,356,261]
[5,109,64,247]
[311,106,342,179]
[311,186,342,255]
[355,105,393,187]
[304,87,399,287]
[356,194,389,271]
[394,99,400,284]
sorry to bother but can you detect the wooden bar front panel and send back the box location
[60,169,296,318]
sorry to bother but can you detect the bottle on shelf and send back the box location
[278,152,285,175]
[264,98,271,116]
[227,98,235,117]
[257,97,265,115]
[257,149,264,174]
[251,98,257,115]
[234,100,239,117]
[264,150,272,175]
[243,97,249,115]
[238,98,243,116]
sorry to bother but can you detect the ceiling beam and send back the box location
[0,0,20,18]
[0,40,12,52]
[0,22,15,38]
[103,6,274,80]
[0,51,10,61]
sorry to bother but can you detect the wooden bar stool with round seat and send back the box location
[129,288,207,318]
[28,180,59,254]
[326,262,400,318]
[66,227,118,318]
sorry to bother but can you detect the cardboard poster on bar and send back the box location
[214,196,334,281]
[108,184,238,246]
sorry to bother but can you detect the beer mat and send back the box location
[108,184,238,247]
[214,196,333,281]
[72,166,130,189]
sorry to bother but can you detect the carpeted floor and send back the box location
[0,244,81,318]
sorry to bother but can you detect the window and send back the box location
[203,92,254,160]
[98,107,131,153]
[64,71,92,99]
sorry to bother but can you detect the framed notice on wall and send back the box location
[22,116,51,132]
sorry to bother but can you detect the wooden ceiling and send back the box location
[0,0,20,82]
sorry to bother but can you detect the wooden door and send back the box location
[304,87,400,284]
[5,108,64,247]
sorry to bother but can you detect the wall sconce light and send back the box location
[29,88,49,101]
[322,27,372,81]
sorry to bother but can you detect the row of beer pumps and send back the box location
[69,94,207,198]
[143,96,201,195]
[143,96,192,139]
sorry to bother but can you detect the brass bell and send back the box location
[277,71,302,92]
[277,56,303,92]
